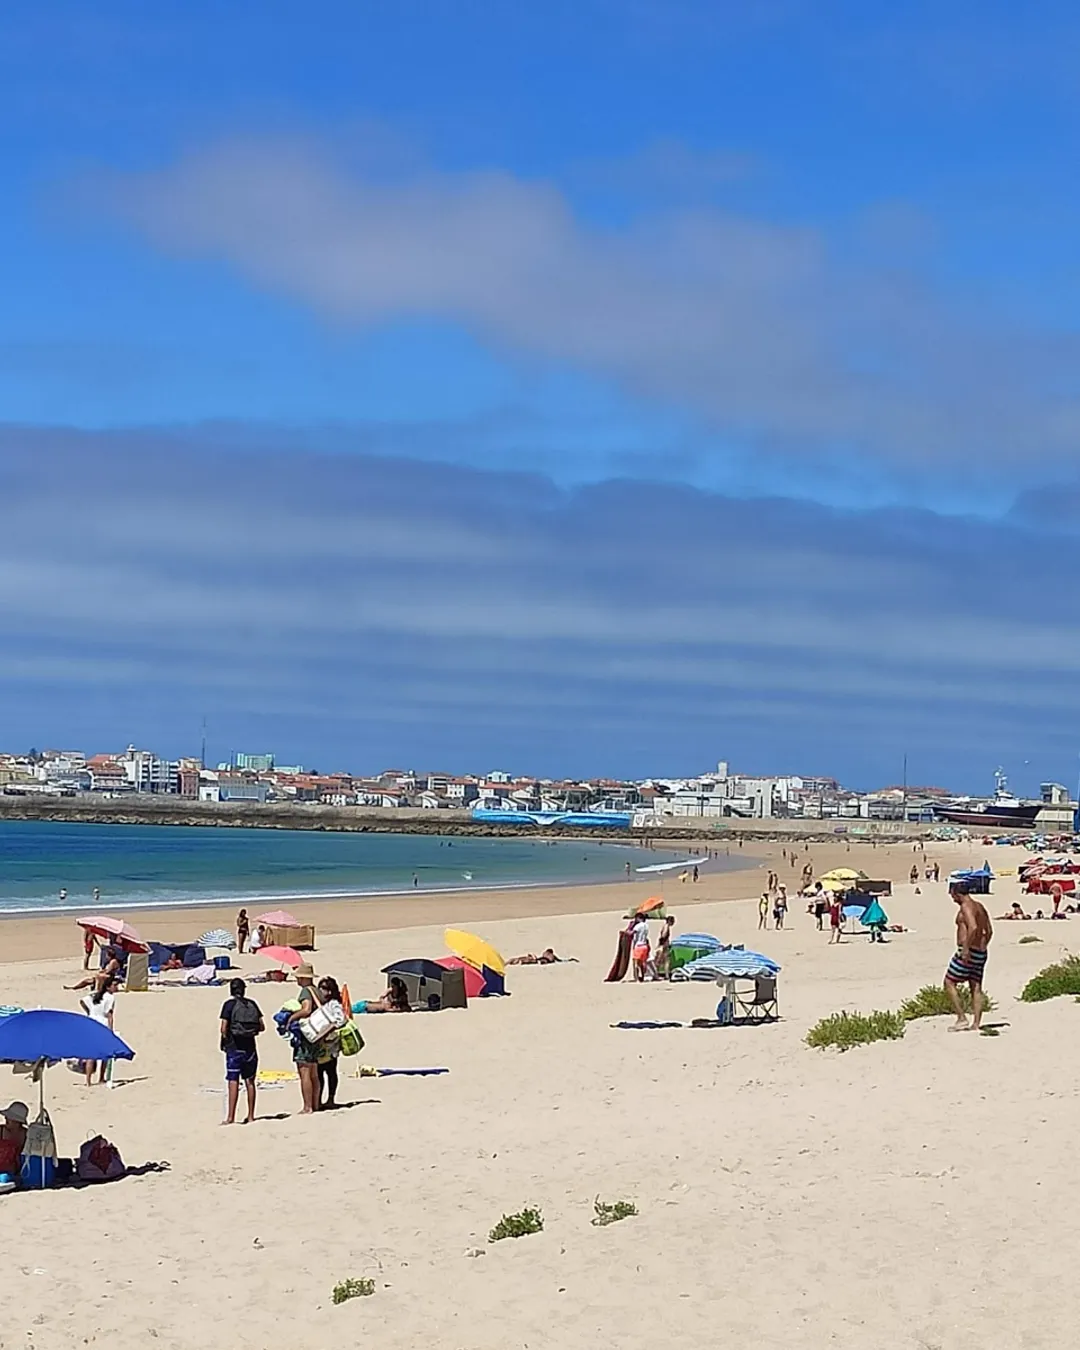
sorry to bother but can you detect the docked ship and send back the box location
[933,769,1041,830]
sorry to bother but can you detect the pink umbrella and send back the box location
[255,910,301,927]
[434,955,486,1000]
[259,945,302,968]
[76,915,150,954]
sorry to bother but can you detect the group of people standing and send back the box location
[627,913,677,981]
[218,964,349,1123]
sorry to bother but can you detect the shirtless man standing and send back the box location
[944,881,993,1031]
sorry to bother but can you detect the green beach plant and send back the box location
[592,1198,637,1227]
[899,984,995,1021]
[1019,953,1080,1003]
[488,1206,544,1242]
[805,1009,905,1051]
[332,1277,375,1304]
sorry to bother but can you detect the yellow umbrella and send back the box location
[820,867,865,883]
[819,877,849,892]
[445,928,506,976]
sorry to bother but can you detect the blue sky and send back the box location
[1,1,1079,789]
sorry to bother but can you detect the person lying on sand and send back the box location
[998,902,1032,920]
[507,948,568,965]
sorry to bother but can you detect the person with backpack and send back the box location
[219,978,264,1125]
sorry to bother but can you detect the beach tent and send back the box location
[147,941,207,971]
[382,959,467,1011]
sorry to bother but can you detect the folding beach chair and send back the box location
[732,975,779,1024]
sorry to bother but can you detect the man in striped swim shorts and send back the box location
[944,881,993,1032]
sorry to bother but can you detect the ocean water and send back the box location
[0,820,706,914]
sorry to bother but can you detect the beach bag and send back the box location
[337,1020,364,1057]
[298,999,346,1044]
[229,997,262,1041]
[24,1107,56,1162]
[77,1135,124,1182]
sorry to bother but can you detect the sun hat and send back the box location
[1,1102,28,1125]
[294,963,315,980]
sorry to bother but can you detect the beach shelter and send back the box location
[434,956,487,999]
[381,959,466,1011]
[76,916,150,954]
[255,910,315,950]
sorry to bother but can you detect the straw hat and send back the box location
[1,1101,28,1125]
[294,963,315,980]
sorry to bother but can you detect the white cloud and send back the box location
[95,137,1080,482]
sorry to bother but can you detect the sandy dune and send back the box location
[0,839,1075,1350]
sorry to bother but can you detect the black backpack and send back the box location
[230,997,262,1040]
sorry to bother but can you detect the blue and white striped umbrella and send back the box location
[199,928,236,949]
[672,950,780,981]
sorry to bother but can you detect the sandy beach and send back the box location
[0,836,1074,1350]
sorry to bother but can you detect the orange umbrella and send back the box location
[634,896,666,916]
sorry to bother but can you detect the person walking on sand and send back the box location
[236,908,250,954]
[829,895,843,943]
[758,892,769,930]
[692,864,699,883]
[944,882,993,1031]
[219,977,264,1124]
[774,885,788,930]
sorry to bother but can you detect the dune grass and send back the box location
[805,1009,905,1051]
[1019,954,1080,1003]
[899,984,995,1021]
[332,1277,375,1303]
[592,1198,637,1227]
[489,1206,544,1242]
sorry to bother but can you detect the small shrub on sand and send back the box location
[1019,935,1042,945]
[592,1198,637,1227]
[805,1009,905,1051]
[489,1207,544,1242]
[899,984,995,1021]
[1020,954,1080,1003]
[332,1277,375,1304]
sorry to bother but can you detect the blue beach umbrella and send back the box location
[0,1010,135,1116]
[0,1009,135,1066]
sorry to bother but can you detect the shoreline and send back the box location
[0,846,719,918]
[0,837,922,964]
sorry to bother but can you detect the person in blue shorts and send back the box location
[219,978,264,1124]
